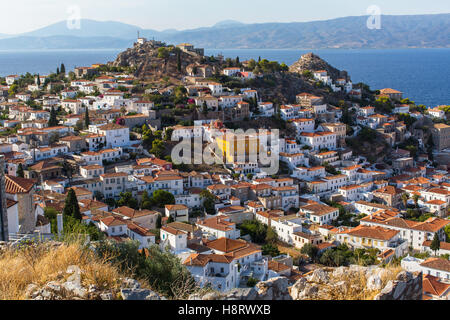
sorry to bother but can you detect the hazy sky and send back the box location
[2,0,450,34]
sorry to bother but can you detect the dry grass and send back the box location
[276,241,302,259]
[0,243,135,300]
[325,265,403,300]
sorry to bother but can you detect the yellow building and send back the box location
[216,132,260,164]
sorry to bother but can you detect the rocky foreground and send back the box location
[25,265,422,301]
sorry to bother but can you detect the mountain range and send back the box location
[0,14,449,50]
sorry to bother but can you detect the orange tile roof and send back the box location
[346,225,399,241]
[423,275,450,297]
[420,258,450,273]
[5,175,35,194]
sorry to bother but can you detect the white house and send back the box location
[196,215,241,240]
[165,204,189,222]
[300,203,339,226]
[160,225,188,253]
[99,216,128,236]
[97,123,130,148]
[270,215,303,245]
[299,132,337,151]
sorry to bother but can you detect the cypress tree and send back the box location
[156,214,162,229]
[16,163,24,178]
[202,101,208,116]
[48,106,58,127]
[177,52,181,72]
[56,67,60,75]
[36,74,41,86]
[63,188,81,221]
[84,106,90,128]
[60,63,66,74]
[430,233,440,256]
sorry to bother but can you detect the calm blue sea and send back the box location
[0,48,448,107]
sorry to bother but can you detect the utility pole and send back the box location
[0,155,8,242]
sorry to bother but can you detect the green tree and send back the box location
[156,214,162,229]
[157,47,170,60]
[177,51,182,71]
[8,84,18,96]
[63,188,81,221]
[265,226,278,244]
[200,190,216,215]
[16,163,24,178]
[445,225,450,243]
[262,243,280,257]
[84,106,90,128]
[36,74,41,86]
[60,63,66,74]
[150,139,165,158]
[412,194,420,208]
[48,106,58,127]
[300,243,319,262]
[44,207,59,234]
[246,277,258,288]
[152,190,175,208]
[238,220,267,244]
[401,193,409,208]
[165,128,174,141]
[117,192,139,209]
[141,190,153,210]
[430,233,440,255]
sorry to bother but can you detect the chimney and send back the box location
[57,214,64,235]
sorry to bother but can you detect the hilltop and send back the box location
[289,53,349,81]
[110,43,353,106]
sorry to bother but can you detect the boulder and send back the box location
[121,278,141,289]
[290,278,307,300]
[308,269,329,284]
[255,277,290,300]
[366,275,383,291]
[120,289,161,300]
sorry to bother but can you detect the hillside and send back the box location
[289,53,348,81]
[110,40,210,81]
[0,14,449,50]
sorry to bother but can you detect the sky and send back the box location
[1,0,450,34]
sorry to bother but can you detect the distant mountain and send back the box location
[20,19,151,39]
[1,14,449,50]
[212,20,246,28]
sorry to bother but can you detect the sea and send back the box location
[0,48,449,107]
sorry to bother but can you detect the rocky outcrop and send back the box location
[188,277,290,301]
[111,41,204,81]
[25,266,164,300]
[289,53,348,81]
[374,271,423,300]
[190,266,422,301]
